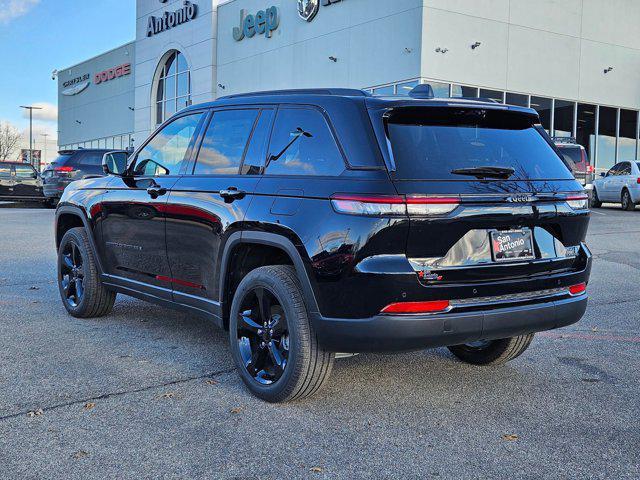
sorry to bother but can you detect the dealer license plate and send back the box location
[490,229,535,263]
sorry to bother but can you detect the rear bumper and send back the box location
[43,181,69,198]
[312,294,587,353]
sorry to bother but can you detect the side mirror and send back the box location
[102,151,130,176]
[600,172,606,178]
[31,172,38,179]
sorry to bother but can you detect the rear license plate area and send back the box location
[490,229,535,263]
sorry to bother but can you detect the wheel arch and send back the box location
[219,232,319,330]
[55,205,104,274]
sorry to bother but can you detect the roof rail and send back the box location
[218,88,370,100]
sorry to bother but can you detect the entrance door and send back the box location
[99,111,206,298]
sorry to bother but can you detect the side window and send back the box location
[265,107,345,177]
[14,164,35,178]
[80,153,104,167]
[134,113,203,176]
[242,109,275,175]
[607,165,620,177]
[0,164,13,177]
[194,109,258,175]
[619,162,631,175]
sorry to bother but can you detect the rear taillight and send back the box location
[381,300,450,314]
[636,178,640,185]
[54,166,74,176]
[330,194,460,217]
[587,165,595,174]
[569,283,586,296]
[565,194,589,210]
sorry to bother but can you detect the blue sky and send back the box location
[0,0,135,143]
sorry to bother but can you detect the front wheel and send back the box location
[591,188,602,208]
[622,190,635,211]
[448,334,535,366]
[229,265,334,403]
[57,227,116,318]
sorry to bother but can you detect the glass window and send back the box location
[619,110,638,161]
[451,85,478,98]
[386,108,573,181]
[619,162,631,175]
[506,93,528,107]
[194,110,259,175]
[396,81,419,96]
[0,164,11,176]
[372,85,395,96]
[80,152,104,166]
[266,108,345,177]
[597,107,617,174]
[14,164,35,178]
[553,100,575,138]
[530,96,552,132]
[576,103,597,170]
[242,109,275,175]
[156,51,191,126]
[479,89,504,103]
[134,113,203,176]
[426,82,450,98]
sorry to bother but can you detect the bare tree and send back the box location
[0,122,22,161]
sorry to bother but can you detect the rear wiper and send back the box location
[450,166,515,179]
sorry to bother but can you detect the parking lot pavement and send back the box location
[0,204,638,480]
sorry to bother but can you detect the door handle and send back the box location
[220,187,246,203]
[147,186,167,199]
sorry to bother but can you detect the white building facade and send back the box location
[58,0,640,174]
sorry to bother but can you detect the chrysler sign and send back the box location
[61,74,90,96]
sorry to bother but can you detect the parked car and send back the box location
[42,149,113,202]
[54,88,592,402]
[552,138,593,186]
[0,161,47,205]
[592,161,640,210]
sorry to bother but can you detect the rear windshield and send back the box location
[50,154,73,167]
[387,107,574,181]
[557,145,584,165]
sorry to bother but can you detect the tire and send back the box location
[57,227,116,318]
[622,189,635,211]
[591,188,602,208]
[448,334,535,366]
[229,265,334,403]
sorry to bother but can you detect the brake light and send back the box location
[381,300,450,314]
[568,283,586,296]
[637,178,640,185]
[587,165,595,174]
[565,194,589,210]
[330,194,460,216]
[54,166,74,173]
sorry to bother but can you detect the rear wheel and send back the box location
[57,227,116,318]
[591,188,602,208]
[448,334,535,365]
[229,265,334,403]
[622,189,635,211]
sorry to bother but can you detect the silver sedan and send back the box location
[592,161,640,210]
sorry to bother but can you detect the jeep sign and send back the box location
[233,6,280,41]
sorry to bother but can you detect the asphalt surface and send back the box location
[0,201,638,479]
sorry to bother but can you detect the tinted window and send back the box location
[558,146,583,165]
[14,164,35,178]
[266,108,345,177]
[134,113,203,176]
[0,164,11,176]
[51,154,73,167]
[194,110,258,175]
[619,162,631,175]
[387,108,574,181]
[242,109,275,175]
[79,152,105,167]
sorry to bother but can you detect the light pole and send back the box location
[19,105,42,165]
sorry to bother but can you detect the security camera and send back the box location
[51,69,58,81]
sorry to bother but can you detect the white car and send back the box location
[592,161,640,210]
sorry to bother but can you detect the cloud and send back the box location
[0,0,40,24]
[21,102,57,122]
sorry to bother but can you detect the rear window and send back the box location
[0,164,12,176]
[79,152,105,166]
[387,107,574,181]
[50,154,74,167]
[557,145,584,165]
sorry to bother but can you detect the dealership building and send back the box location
[58,0,640,174]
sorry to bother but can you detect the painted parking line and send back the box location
[539,331,640,343]
[590,210,607,216]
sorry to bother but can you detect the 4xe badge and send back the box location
[298,0,343,22]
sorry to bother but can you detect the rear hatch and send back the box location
[373,103,590,285]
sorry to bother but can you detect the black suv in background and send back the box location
[54,88,592,402]
[0,161,46,204]
[42,149,113,202]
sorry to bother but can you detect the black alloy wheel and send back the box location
[591,189,602,208]
[622,190,635,211]
[60,240,85,308]
[229,265,334,403]
[236,287,290,385]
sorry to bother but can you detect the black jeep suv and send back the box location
[42,149,113,202]
[54,88,591,402]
